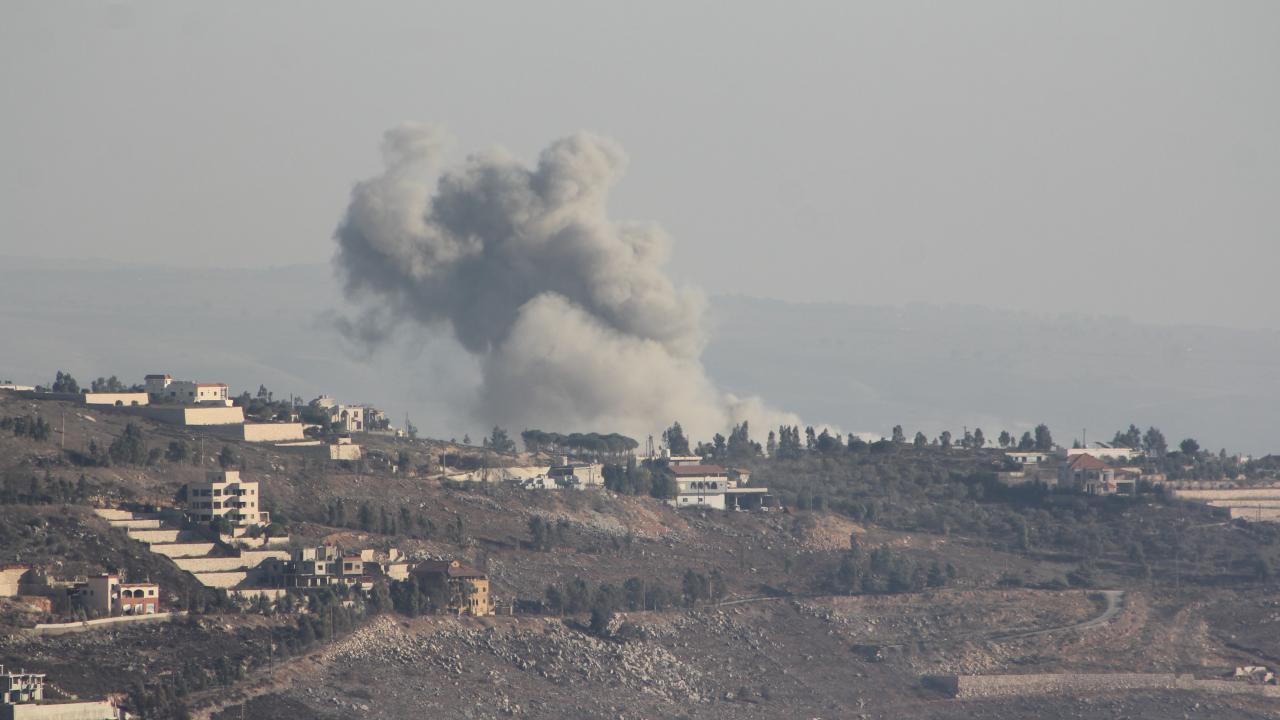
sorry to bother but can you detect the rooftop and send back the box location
[671,464,728,476]
[1067,453,1110,471]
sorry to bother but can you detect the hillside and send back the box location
[1,394,1279,718]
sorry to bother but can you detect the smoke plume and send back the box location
[334,124,798,441]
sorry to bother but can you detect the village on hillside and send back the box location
[1,371,1279,719]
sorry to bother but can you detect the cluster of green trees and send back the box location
[693,421,764,461]
[75,423,159,467]
[829,535,954,595]
[324,498,441,540]
[49,370,79,394]
[89,375,141,392]
[601,456,675,498]
[542,569,724,619]
[483,426,517,453]
[376,576,453,617]
[520,429,639,457]
[661,417,1059,462]
[0,471,90,505]
[1,414,51,441]
[527,515,570,551]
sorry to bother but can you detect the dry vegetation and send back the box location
[0,395,1277,718]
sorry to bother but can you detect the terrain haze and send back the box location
[0,258,1275,456]
[2,1,1277,330]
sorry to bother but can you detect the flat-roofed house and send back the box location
[77,574,159,616]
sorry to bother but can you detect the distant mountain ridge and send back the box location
[1,259,1275,454]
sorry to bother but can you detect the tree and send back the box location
[166,440,189,463]
[998,430,1012,448]
[913,432,927,448]
[483,426,516,453]
[51,370,80,394]
[938,431,952,449]
[1033,424,1053,451]
[1018,431,1035,450]
[1143,427,1168,457]
[404,415,418,440]
[972,428,985,448]
[1113,424,1142,448]
[766,431,777,458]
[891,425,905,444]
[108,423,148,465]
[217,445,238,469]
[662,422,690,455]
[1179,438,1200,456]
[91,375,126,392]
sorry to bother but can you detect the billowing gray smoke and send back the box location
[334,124,798,441]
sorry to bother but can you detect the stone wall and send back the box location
[147,542,218,559]
[30,612,183,636]
[932,673,1280,700]
[192,571,252,588]
[1,700,122,719]
[242,422,306,442]
[171,550,287,573]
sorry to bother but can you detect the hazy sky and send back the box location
[2,1,1276,329]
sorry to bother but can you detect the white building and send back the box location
[669,464,730,510]
[1067,443,1141,462]
[1006,451,1053,465]
[145,374,232,406]
[184,470,269,527]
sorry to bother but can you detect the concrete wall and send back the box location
[127,405,244,426]
[1175,488,1280,501]
[0,566,29,597]
[147,542,218,558]
[1,700,122,720]
[192,571,252,588]
[171,550,287,573]
[30,612,183,636]
[1228,507,1280,521]
[243,423,305,442]
[935,673,1280,700]
[106,518,162,530]
[329,443,362,461]
[124,528,184,544]
[82,392,148,407]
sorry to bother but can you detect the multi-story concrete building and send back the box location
[669,464,730,510]
[184,470,269,527]
[77,574,160,616]
[2,666,123,719]
[1,666,44,704]
[265,545,409,590]
[411,560,494,616]
[668,463,772,511]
